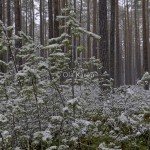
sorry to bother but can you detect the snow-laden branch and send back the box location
[48,33,70,44]
[78,27,101,40]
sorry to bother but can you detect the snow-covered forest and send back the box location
[0,0,150,149]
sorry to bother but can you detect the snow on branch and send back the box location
[78,27,101,40]
[42,44,61,50]
[48,33,70,44]
[57,15,69,20]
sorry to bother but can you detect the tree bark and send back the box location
[0,0,2,20]
[142,0,148,72]
[115,0,121,86]
[125,0,132,84]
[110,0,116,79]
[93,0,97,58]
[40,0,44,46]
[48,0,53,39]
[54,0,59,37]
[87,0,91,59]
[2,0,5,24]
[99,0,109,72]
[15,0,22,67]
[134,0,141,80]
[7,0,11,62]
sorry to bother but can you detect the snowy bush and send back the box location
[0,5,149,150]
[137,72,150,90]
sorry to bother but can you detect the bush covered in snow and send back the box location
[137,72,150,90]
[0,5,149,150]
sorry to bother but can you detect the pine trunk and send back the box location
[99,0,109,72]
[142,0,148,72]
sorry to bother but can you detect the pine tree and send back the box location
[110,0,116,79]
[48,0,53,39]
[99,0,109,73]
[142,0,148,72]
[15,0,22,67]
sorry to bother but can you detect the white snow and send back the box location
[50,53,65,57]
[126,88,135,95]
[118,113,128,123]
[78,27,101,40]
[0,114,7,123]
[136,131,141,136]
[51,116,63,122]
[67,97,79,105]
[43,44,60,49]
[46,146,57,150]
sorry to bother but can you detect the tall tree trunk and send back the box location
[146,0,150,72]
[15,0,22,67]
[7,0,11,35]
[40,0,44,46]
[115,0,121,86]
[110,0,116,79]
[0,0,5,72]
[142,0,148,72]
[7,0,11,62]
[93,0,97,58]
[25,0,28,35]
[0,0,2,21]
[44,2,47,45]
[29,0,32,38]
[15,0,22,43]
[124,0,128,84]
[79,0,83,57]
[43,0,46,45]
[134,0,141,80]
[130,0,135,84]
[2,0,5,24]
[48,0,53,39]
[54,0,59,37]
[125,0,132,84]
[32,0,34,40]
[73,0,76,61]
[87,0,91,59]
[99,0,109,72]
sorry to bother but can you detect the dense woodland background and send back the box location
[0,0,150,150]
[0,0,150,86]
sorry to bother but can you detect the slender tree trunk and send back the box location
[25,0,28,35]
[110,0,116,79]
[54,0,59,37]
[134,0,141,80]
[93,0,97,58]
[0,0,4,72]
[15,0,22,42]
[124,0,128,84]
[40,0,44,46]
[146,0,150,72]
[48,0,53,39]
[115,0,121,86]
[130,0,135,84]
[2,0,5,24]
[125,0,132,84]
[7,0,11,35]
[142,0,148,72]
[0,0,2,21]
[87,0,91,60]
[79,0,83,58]
[7,0,11,62]
[99,0,109,72]
[15,0,22,67]
[73,0,76,61]
[32,0,34,40]
[43,0,45,45]
[29,0,32,37]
